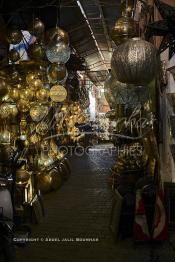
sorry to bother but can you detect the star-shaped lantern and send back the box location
[146,0,175,59]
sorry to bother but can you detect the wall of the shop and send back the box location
[155,0,175,182]
[135,0,175,182]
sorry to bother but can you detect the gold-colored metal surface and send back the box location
[111,16,136,46]
[36,88,49,102]
[50,85,67,102]
[16,168,30,186]
[28,42,46,61]
[16,99,30,112]
[8,49,20,63]
[28,18,45,37]
[46,27,69,45]
[7,29,23,44]
[30,104,49,122]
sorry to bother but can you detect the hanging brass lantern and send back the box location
[30,78,43,90]
[111,38,159,85]
[0,78,8,98]
[50,85,67,102]
[28,42,46,61]
[0,130,11,144]
[8,49,20,63]
[16,99,30,112]
[26,72,38,85]
[29,133,41,145]
[30,103,49,122]
[47,63,68,84]
[20,88,34,101]
[11,70,22,83]
[36,88,49,102]
[36,122,49,136]
[28,18,45,37]
[8,103,18,117]
[7,29,23,44]
[9,87,20,101]
[46,26,69,45]
[0,103,11,119]
[37,154,55,171]
[46,34,71,64]
[111,16,136,46]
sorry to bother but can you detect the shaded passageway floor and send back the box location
[16,148,175,262]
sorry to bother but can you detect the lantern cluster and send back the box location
[0,17,87,200]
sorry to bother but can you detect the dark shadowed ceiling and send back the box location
[0,0,122,85]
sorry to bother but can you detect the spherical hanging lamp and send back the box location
[111,16,136,46]
[28,42,46,61]
[28,18,45,37]
[47,63,68,84]
[7,29,23,44]
[46,26,69,45]
[8,49,20,63]
[46,34,71,64]
[50,85,67,102]
[111,38,159,85]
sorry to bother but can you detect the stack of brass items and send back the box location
[110,142,147,190]
[0,16,88,224]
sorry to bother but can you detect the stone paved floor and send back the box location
[16,149,175,262]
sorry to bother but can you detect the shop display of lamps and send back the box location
[0,14,87,196]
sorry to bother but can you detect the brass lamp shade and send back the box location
[111,38,158,85]
[111,16,136,46]
[46,27,69,45]
[28,42,46,61]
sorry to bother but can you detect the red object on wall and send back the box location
[152,188,168,241]
[134,190,151,241]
